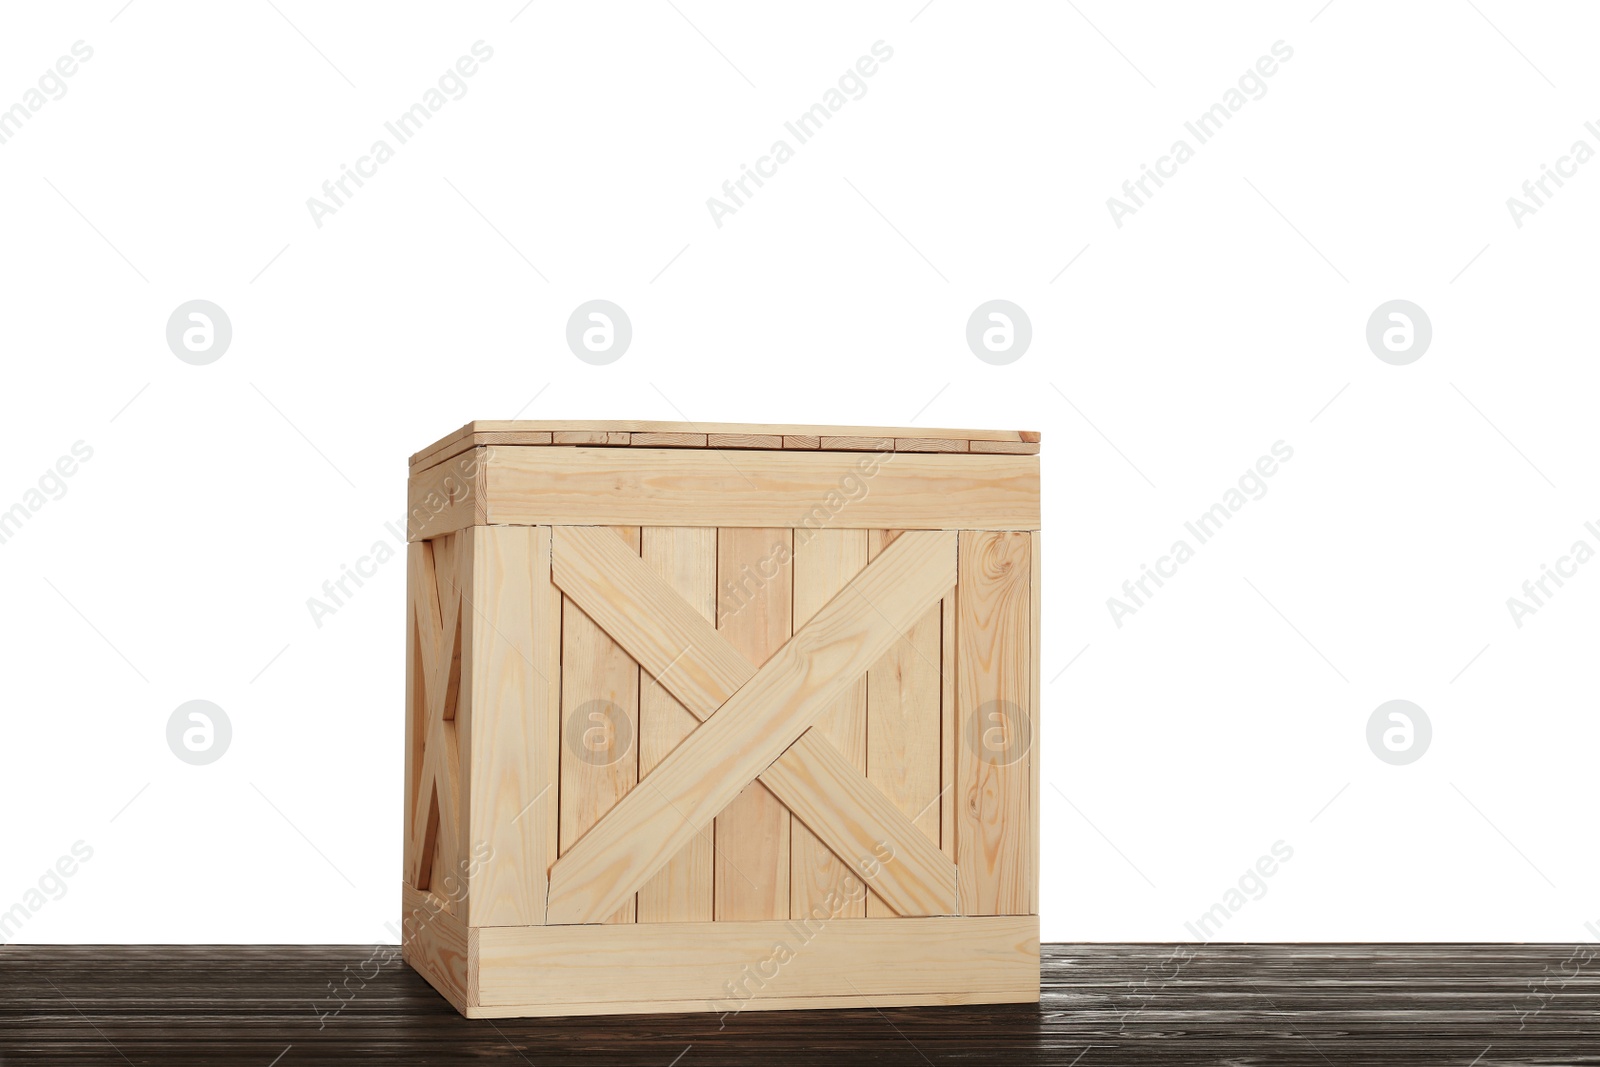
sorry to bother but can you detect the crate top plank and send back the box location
[411,421,1041,473]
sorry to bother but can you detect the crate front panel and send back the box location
[404,523,1037,929]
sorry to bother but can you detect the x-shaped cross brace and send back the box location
[545,526,959,925]
[407,538,463,891]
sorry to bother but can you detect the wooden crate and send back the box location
[400,421,1042,1018]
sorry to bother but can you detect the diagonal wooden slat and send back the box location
[547,528,957,925]
[552,526,750,713]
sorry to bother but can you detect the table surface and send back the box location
[4,942,1596,1065]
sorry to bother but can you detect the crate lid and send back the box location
[411,421,1039,473]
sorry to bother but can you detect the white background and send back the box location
[1,0,1596,945]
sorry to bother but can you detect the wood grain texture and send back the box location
[552,527,753,717]
[940,586,958,864]
[894,438,969,453]
[636,527,716,924]
[411,421,1040,470]
[631,432,706,448]
[957,531,1033,916]
[759,734,956,917]
[470,448,1039,534]
[708,433,783,449]
[970,440,1040,454]
[865,530,943,916]
[1028,530,1041,916]
[546,531,957,925]
[13,943,1600,1062]
[463,526,550,927]
[553,430,632,446]
[559,527,641,925]
[820,435,893,452]
[399,883,471,1014]
[406,536,466,903]
[790,529,869,920]
[551,525,958,919]
[407,448,485,539]
[714,527,792,923]
[474,916,1037,1012]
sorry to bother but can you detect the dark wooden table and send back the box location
[4,943,1597,1064]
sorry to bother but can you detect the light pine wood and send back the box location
[435,448,1039,537]
[473,915,1038,1012]
[865,530,943,916]
[559,527,641,925]
[790,530,869,920]
[759,734,956,916]
[408,449,485,537]
[546,531,957,926]
[403,421,1042,1019]
[400,883,471,1013]
[407,536,466,902]
[895,437,970,453]
[820,435,893,452]
[970,440,1041,454]
[708,433,782,449]
[466,989,1039,1018]
[404,544,423,891]
[635,527,716,924]
[411,421,1040,471]
[714,527,792,922]
[551,528,752,715]
[956,531,1032,916]
[1029,530,1041,915]
[551,525,958,918]
[940,587,958,863]
[552,430,631,446]
[631,431,706,448]
[463,526,550,927]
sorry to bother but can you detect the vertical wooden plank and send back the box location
[539,531,562,919]
[559,526,641,924]
[636,527,716,923]
[956,531,1031,915]
[865,530,943,917]
[1028,530,1041,916]
[714,527,793,921]
[404,544,423,886]
[940,590,957,865]
[464,526,552,927]
[790,529,869,920]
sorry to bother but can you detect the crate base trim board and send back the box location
[464,913,1039,1017]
